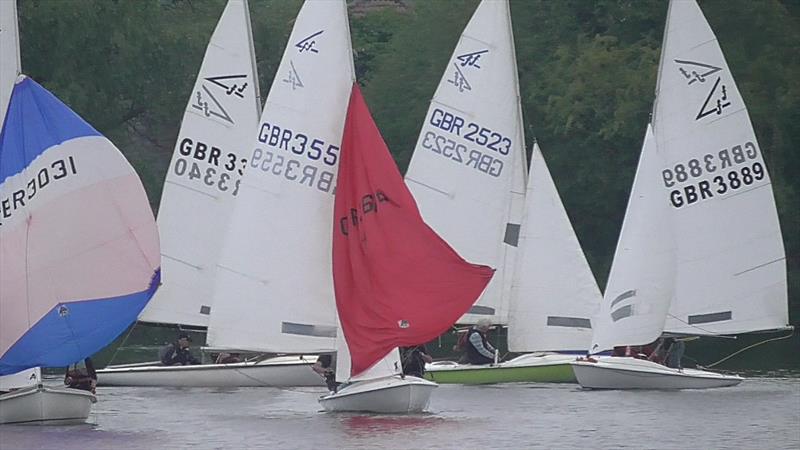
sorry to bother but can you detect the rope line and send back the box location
[702,329,795,369]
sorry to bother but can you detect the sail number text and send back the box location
[663,141,767,208]
[0,156,78,227]
[173,138,247,196]
[420,131,504,177]
[250,122,338,194]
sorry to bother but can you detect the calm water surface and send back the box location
[2,373,798,449]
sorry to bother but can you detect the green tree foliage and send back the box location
[14,0,799,326]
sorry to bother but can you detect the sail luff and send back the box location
[242,0,262,111]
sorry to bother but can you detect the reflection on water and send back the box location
[2,377,798,450]
[337,414,450,437]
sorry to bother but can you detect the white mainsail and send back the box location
[590,125,675,354]
[508,142,601,352]
[404,0,526,325]
[654,0,787,336]
[138,0,261,328]
[207,0,355,352]
[0,0,21,125]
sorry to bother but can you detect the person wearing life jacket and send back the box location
[160,333,200,366]
[464,318,497,365]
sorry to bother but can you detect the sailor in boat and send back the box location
[312,354,339,393]
[400,345,433,378]
[214,352,241,364]
[462,319,497,365]
[64,358,97,394]
[160,333,200,366]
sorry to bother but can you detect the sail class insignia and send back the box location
[191,74,248,125]
[674,59,732,120]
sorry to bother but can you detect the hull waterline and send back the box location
[424,353,578,384]
[571,356,743,390]
[319,375,436,414]
[97,356,323,387]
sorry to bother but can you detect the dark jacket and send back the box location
[64,358,97,392]
[160,343,200,366]
[465,328,495,365]
[400,345,429,377]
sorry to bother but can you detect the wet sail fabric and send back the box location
[0,77,160,375]
[207,0,355,352]
[589,125,675,354]
[333,85,494,377]
[0,0,21,126]
[405,0,526,325]
[654,0,787,335]
[508,143,601,353]
[138,0,260,328]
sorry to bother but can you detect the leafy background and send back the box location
[16,0,799,363]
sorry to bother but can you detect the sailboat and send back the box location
[0,0,160,424]
[96,0,321,388]
[196,0,353,388]
[407,0,600,384]
[571,0,789,390]
[318,85,493,413]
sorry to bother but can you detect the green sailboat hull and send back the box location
[424,360,577,384]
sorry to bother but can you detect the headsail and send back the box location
[0,0,21,126]
[404,0,526,325]
[138,0,261,328]
[508,142,601,352]
[333,85,494,377]
[654,0,787,335]
[0,77,160,375]
[207,0,355,352]
[589,125,675,354]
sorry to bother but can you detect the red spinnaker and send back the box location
[332,84,494,377]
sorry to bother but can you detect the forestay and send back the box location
[654,0,787,335]
[508,143,601,353]
[0,77,160,375]
[405,0,526,325]
[207,0,355,353]
[332,85,493,378]
[589,125,675,354]
[138,0,261,328]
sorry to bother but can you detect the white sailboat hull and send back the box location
[96,356,323,387]
[318,375,437,414]
[571,357,742,390]
[0,385,95,425]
